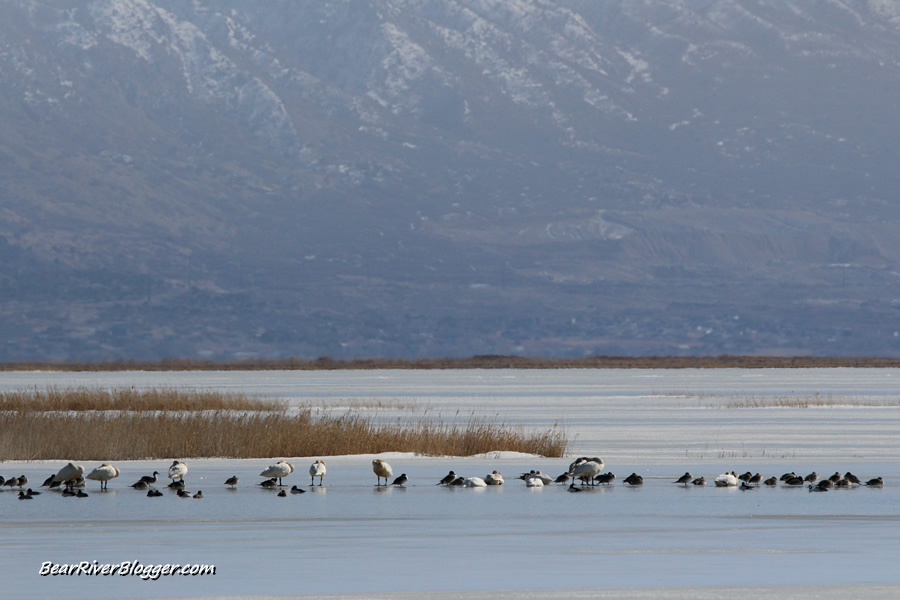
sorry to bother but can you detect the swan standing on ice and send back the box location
[260,460,294,486]
[53,463,86,492]
[714,472,738,487]
[309,460,326,486]
[168,461,188,483]
[484,470,504,485]
[86,464,120,490]
[372,459,393,486]
[570,458,604,487]
[224,476,239,488]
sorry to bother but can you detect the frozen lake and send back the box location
[2,368,900,599]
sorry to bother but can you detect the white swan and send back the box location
[463,476,487,487]
[260,460,294,486]
[86,463,120,490]
[484,470,504,485]
[714,471,739,487]
[571,457,604,486]
[309,460,326,486]
[525,473,545,487]
[53,462,85,491]
[372,459,393,486]
[168,460,188,483]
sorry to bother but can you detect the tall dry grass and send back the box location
[0,388,567,460]
[0,387,282,412]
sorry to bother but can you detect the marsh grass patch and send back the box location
[0,388,567,460]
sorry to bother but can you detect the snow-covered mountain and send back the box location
[3,0,900,360]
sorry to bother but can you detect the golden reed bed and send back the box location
[0,388,567,461]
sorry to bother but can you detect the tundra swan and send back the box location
[53,463,85,491]
[372,459,393,486]
[309,460,326,486]
[714,472,738,487]
[168,461,188,483]
[484,470,504,485]
[524,474,544,487]
[260,460,294,486]
[86,464,120,490]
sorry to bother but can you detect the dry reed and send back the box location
[0,387,282,412]
[0,388,567,460]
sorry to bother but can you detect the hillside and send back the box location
[3,0,900,360]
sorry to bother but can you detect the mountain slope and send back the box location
[2,0,900,360]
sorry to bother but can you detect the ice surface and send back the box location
[2,368,899,598]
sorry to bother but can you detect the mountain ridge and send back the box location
[3,0,900,360]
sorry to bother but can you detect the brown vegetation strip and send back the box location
[0,387,282,412]
[0,389,566,460]
[4,355,900,372]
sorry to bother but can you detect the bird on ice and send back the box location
[484,470,504,485]
[391,474,409,487]
[437,471,457,486]
[260,460,294,486]
[673,472,692,486]
[570,457,604,487]
[132,471,160,487]
[53,463,86,492]
[372,459,393,486]
[714,472,738,487]
[309,460,326,486]
[224,476,239,488]
[595,472,616,485]
[524,473,544,488]
[168,461,188,483]
[86,464,120,491]
[623,473,644,486]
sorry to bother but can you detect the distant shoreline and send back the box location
[3,355,900,371]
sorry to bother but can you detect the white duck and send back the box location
[260,460,295,486]
[86,463,120,490]
[309,460,326,486]
[372,459,393,486]
[168,460,188,483]
[714,471,739,487]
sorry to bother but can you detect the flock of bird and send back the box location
[3,456,885,500]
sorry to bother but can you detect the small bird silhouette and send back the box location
[674,472,692,486]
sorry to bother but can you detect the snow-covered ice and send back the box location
[2,368,899,598]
